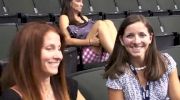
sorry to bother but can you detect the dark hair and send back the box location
[1,22,69,100]
[61,0,86,24]
[104,15,166,81]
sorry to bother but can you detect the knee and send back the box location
[95,20,104,25]
[104,20,115,26]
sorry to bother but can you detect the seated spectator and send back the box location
[59,0,117,64]
[104,15,180,100]
[1,22,85,100]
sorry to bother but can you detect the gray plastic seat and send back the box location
[157,0,177,11]
[33,0,61,15]
[70,67,108,100]
[114,0,140,12]
[159,15,180,34]
[146,16,162,34]
[89,0,117,13]
[138,0,159,12]
[110,18,125,30]
[0,23,18,60]
[161,45,180,77]
[82,0,91,14]
[3,0,36,15]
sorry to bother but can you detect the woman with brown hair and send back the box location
[1,22,70,100]
[59,0,117,64]
[104,15,180,100]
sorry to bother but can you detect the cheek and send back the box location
[122,38,132,46]
[41,51,51,61]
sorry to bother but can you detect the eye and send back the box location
[139,32,147,37]
[126,33,134,38]
[45,46,54,51]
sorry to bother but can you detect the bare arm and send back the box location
[108,88,124,100]
[168,67,180,100]
[59,15,89,46]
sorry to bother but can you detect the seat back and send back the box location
[82,0,91,14]
[138,0,159,11]
[89,0,117,13]
[3,0,36,15]
[33,0,61,15]
[161,45,180,76]
[159,15,180,34]
[71,67,108,100]
[115,0,139,12]
[63,47,78,75]
[0,23,18,60]
[157,0,177,11]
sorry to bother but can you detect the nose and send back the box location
[133,36,141,44]
[80,2,83,7]
[53,50,63,60]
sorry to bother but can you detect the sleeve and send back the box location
[163,53,177,74]
[106,77,122,90]
[1,89,21,100]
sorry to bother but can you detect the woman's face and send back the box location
[120,21,152,60]
[41,31,63,76]
[70,0,83,13]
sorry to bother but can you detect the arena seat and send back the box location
[70,67,108,100]
[0,23,18,60]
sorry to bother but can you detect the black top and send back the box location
[1,78,78,100]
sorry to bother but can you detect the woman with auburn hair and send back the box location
[104,15,180,100]
[59,0,117,64]
[1,22,72,100]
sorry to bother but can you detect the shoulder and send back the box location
[161,53,177,74]
[1,88,21,100]
[106,71,130,90]
[82,15,89,22]
[59,15,69,21]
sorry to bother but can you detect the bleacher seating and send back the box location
[70,67,107,100]
[0,23,18,60]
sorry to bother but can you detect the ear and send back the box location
[119,36,124,46]
[149,33,153,43]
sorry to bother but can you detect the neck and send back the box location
[130,58,145,68]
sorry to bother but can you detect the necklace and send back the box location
[134,66,147,71]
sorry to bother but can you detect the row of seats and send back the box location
[1,0,180,16]
[70,45,180,100]
[83,0,180,14]
[1,0,180,24]
[0,0,61,15]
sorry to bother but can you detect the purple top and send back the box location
[106,53,176,100]
[67,19,95,39]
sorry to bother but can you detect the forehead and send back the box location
[124,21,148,33]
[43,31,60,43]
[72,0,83,2]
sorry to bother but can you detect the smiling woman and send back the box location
[0,22,70,100]
[104,15,180,100]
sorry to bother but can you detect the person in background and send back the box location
[104,15,180,100]
[1,22,85,100]
[59,0,117,64]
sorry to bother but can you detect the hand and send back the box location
[89,37,100,46]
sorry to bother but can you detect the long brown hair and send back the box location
[104,15,167,81]
[2,22,70,100]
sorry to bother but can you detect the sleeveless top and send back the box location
[67,19,95,39]
[1,78,78,100]
[67,19,110,64]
